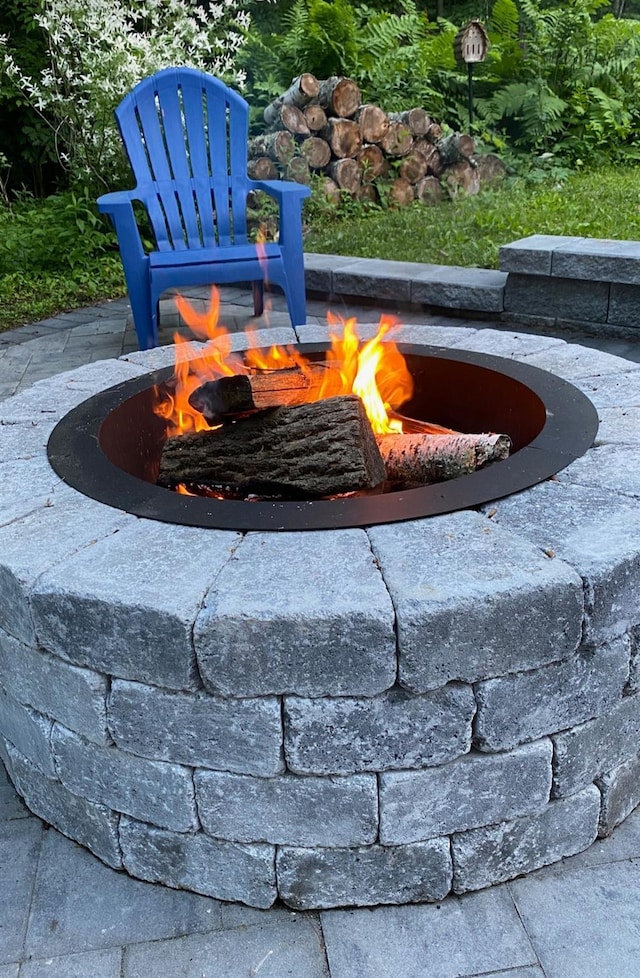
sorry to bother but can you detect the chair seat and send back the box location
[149,241,283,270]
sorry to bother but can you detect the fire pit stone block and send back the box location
[0,630,110,745]
[193,530,397,697]
[195,770,378,847]
[108,680,284,777]
[276,837,452,910]
[597,752,640,837]
[473,636,630,752]
[283,684,475,774]
[0,687,55,776]
[119,816,277,908]
[52,724,198,833]
[451,784,601,893]
[488,481,640,643]
[378,741,552,843]
[2,740,123,869]
[368,512,584,692]
[30,520,242,691]
[0,495,132,648]
[552,692,640,798]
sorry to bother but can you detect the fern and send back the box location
[489,0,519,41]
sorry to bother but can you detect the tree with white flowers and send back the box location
[0,0,268,191]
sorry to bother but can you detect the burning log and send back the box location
[188,365,333,424]
[158,396,387,497]
[263,74,320,127]
[377,432,512,487]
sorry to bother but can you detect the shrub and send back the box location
[0,0,270,193]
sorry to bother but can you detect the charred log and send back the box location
[158,395,387,498]
[188,365,334,424]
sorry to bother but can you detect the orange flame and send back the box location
[155,288,414,436]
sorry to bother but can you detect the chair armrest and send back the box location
[250,180,311,251]
[96,190,147,265]
[250,180,312,204]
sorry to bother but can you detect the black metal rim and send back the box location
[47,344,599,531]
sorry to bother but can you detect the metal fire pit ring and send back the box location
[46,343,598,531]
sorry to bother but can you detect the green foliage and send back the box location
[241,0,358,101]
[0,0,60,194]
[349,3,460,116]
[476,0,640,161]
[0,189,117,275]
[241,0,465,122]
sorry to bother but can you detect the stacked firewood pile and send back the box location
[247,73,505,206]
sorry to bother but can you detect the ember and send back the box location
[154,288,511,499]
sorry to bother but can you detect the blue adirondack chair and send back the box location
[97,67,311,350]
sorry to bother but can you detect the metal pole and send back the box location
[467,62,474,128]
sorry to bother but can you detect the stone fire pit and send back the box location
[1,323,640,910]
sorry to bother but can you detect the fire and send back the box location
[154,287,414,436]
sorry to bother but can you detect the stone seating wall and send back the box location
[304,235,640,341]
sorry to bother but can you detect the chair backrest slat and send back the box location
[115,67,252,253]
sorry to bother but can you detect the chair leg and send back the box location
[126,272,157,350]
[281,258,307,327]
[252,280,264,318]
